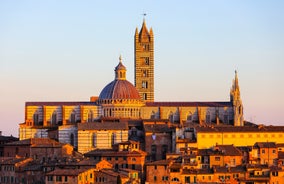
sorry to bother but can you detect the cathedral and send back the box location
[19,19,244,154]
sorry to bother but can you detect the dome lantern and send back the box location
[115,55,126,80]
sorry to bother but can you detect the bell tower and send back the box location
[134,19,154,102]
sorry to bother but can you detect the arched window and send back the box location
[52,111,57,125]
[171,177,180,182]
[33,113,39,125]
[143,93,147,100]
[87,111,93,122]
[111,133,116,146]
[187,112,192,122]
[151,111,156,119]
[92,133,97,147]
[70,111,76,123]
[206,111,210,123]
[70,133,74,146]
[142,70,148,77]
[224,113,228,124]
[168,111,174,122]
[142,81,148,89]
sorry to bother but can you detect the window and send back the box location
[70,133,74,146]
[215,157,220,161]
[185,176,190,182]
[272,171,278,176]
[233,174,239,178]
[47,176,53,181]
[92,134,97,147]
[172,177,179,181]
[262,149,265,154]
[142,70,148,77]
[143,93,147,100]
[70,111,76,123]
[111,133,116,146]
[272,149,276,154]
[64,176,68,182]
[224,114,228,123]
[162,176,169,181]
[144,57,149,65]
[143,44,149,51]
[33,113,39,125]
[142,81,148,88]
[56,176,62,182]
[187,113,192,121]
[162,145,168,160]
[88,111,93,122]
[206,113,210,123]
[154,176,157,181]
[52,112,57,125]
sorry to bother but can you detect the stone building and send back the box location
[0,132,18,157]
[3,138,73,158]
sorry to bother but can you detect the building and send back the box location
[45,168,96,184]
[3,138,74,159]
[84,140,147,181]
[0,131,18,157]
[19,19,245,155]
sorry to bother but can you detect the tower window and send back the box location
[142,81,148,89]
[142,70,148,77]
[143,93,147,100]
[144,57,149,65]
[142,44,149,51]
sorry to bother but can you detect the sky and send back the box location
[0,1,283,136]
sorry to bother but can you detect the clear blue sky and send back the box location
[0,1,283,136]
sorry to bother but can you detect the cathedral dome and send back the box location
[99,80,140,100]
[98,56,141,102]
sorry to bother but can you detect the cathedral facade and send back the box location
[19,20,244,153]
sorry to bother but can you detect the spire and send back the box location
[139,17,150,42]
[230,70,244,126]
[115,55,126,80]
[234,70,239,91]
